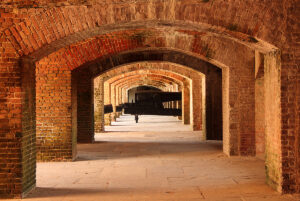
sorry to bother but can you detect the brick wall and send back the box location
[35,55,75,161]
[0,34,19,198]
[279,1,300,193]
[0,29,37,199]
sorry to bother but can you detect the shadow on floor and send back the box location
[26,187,131,198]
[76,141,223,161]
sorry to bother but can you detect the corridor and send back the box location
[17,115,296,201]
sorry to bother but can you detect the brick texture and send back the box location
[0,0,299,197]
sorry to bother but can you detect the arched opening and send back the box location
[1,2,297,197]
[70,51,223,144]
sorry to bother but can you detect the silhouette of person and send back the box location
[135,114,139,123]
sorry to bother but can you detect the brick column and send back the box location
[36,60,75,161]
[205,68,222,140]
[94,77,104,133]
[115,85,120,119]
[182,82,190,124]
[191,78,202,131]
[117,86,122,117]
[21,59,36,197]
[104,82,112,126]
[75,71,94,143]
[0,42,36,198]
[255,51,265,160]
[178,100,182,120]
[111,85,117,121]
[264,51,282,192]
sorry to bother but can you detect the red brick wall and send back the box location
[35,55,74,161]
[0,35,35,198]
[280,2,300,193]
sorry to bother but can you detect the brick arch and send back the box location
[26,25,277,73]
[24,25,280,166]
[122,82,170,91]
[40,49,222,160]
[99,65,197,129]
[0,0,289,44]
[74,50,220,132]
[99,73,181,122]
[0,1,298,198]
[109,74,182,88]
[1,0,283,59]
[31,28,271,167]
[117,79,173,92]
[111,74,180,106]
[113,75,180,103]
[102,67,194,127]
[116,79,178,110]
[101,63,205,125]
[105,69,187,85]
[106,71,184,109]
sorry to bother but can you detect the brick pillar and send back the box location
[223,52,255,156]
[182,82,190,124]
[111,85,117,121]
[36,60,75,161]
[205,68,222,140]
[0,45,36,198]
[104,114,111,126]
[122,88,127,103]
[191,78,202,131]
[75,71,94,143]
[281,55,300,193]
[115,86,120,118]
[223,67,230,155]
[118,86,122,116]
[21,59,36,197]
[94,77,104,132]
[255,51,265,160]
[104,82,112,126]
[178,100,182,120]
[264,51,282,192]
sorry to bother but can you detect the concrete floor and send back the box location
[9,115,298,201]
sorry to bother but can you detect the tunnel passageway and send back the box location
[20,115,297,201]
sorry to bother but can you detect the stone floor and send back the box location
[8,115,298,201]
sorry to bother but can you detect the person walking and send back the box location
[135,114,139,123]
